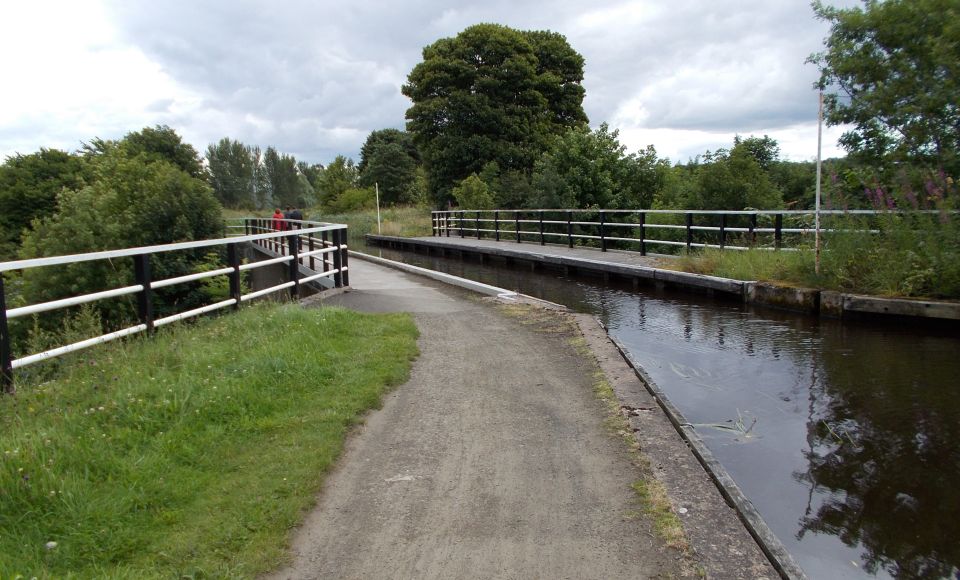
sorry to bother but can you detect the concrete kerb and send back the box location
[606,330,807,580]
[346,249,796,578]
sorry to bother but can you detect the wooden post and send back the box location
[639,212,646,256]
[539,211,545,246]
[515,211,521,243]
[599,211,607,252]
[685,213,693,251]
[494,210,500,241]
[719,213,727,249]
[228,243,242,309]
[775,214,783,250]
[133,255,154,333]
[332,229,343,288]
[288,234,300,299]
[567,211,573,248]
[0,274,13,393]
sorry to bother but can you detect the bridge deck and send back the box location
[366,234,746,297]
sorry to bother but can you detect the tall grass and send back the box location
[674,248,819,287]
[0,303,418,577]
[307,205,432,250]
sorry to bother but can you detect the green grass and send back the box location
[223,205,432,252]
[308,205,432,250]
[672,248,819,288]
[0,303,418,578]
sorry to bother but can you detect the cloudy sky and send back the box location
[0,0,857,167]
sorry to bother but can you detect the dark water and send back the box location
[364,245,960,580]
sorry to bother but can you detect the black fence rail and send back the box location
[1,220,348,392]
[430,209,881,254]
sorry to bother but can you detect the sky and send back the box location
[0,0,859,167]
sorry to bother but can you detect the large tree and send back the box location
[18,130,223,329]
[403,24,588,207]
[0,149,90,259]
[357,129,419,174]
[809,0,960,173]
[529,124,669,209]
[206,138,257,208]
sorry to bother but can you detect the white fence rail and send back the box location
[0,219,349,392]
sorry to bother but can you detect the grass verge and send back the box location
[0,303,418,578]
[312,206,432,250]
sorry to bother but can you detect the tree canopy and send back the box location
[810,0,960,173]
[17,128,223,329]
[403,23,587,207]
[0,149,91,260]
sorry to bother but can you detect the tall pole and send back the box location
[815,90,823,275]
[375,182,382,235]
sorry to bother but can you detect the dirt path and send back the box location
[268,260,684,579]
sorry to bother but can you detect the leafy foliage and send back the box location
[452,174,495,210]
[810,0,960,173]
[657,136,784,210]
[530,124,669,209]
[359,142,418,205]
[403,24,587,207]
[315,155,359,209]
[16,129,223,330]
[0,149,91,260]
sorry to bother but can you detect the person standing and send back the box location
[289,206,303,225]
[272,208,285,231]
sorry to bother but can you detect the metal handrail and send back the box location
[429,209,899,255]
[0,219,349,391]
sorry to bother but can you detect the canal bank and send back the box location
[275,256,780,579]
[352,243,960,579]
[366,234,960,323]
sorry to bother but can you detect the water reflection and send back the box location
[364,247,960,579]
[798,326,960,579]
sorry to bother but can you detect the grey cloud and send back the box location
[93,0,855,164]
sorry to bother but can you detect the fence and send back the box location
[0,220,348,392]
[430,209,883,254]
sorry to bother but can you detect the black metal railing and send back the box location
[0,220,348,392]
[430,208,884,254]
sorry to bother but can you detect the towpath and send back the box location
[267,257,774,579]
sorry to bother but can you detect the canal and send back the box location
[362,245,960,580]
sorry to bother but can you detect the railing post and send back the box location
[639,212,647,256]
[685,213,693,251]
[288,234,300,299]
[321,230,330,272]
[445,213,450,237]
[539,210,545,246]
[749,214,758,247]
[432,212,437,236]
[599,211,607,252]
[308,234,316,272]
[228,242,242,310]
[340,228,350,287]
[133,254,154,333]
[494,210,500,241]
[332,229,343,288]
[459,211,465,238]
[515,211,521,243]
[567,211,573,248]
[0,274,13,393]
[476,211,481,240]
[719,213,727,249]
[775,214,783,250]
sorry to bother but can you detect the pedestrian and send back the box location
[272,208,285,231]
[289,206,303,225]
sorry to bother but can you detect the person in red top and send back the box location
[272,208,285,231]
